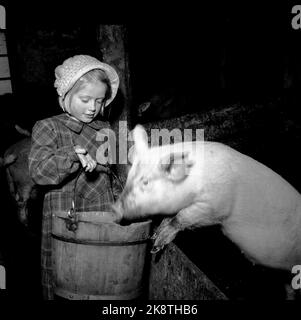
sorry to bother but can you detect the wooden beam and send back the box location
[97,25,132,185]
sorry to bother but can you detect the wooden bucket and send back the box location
[51,211,152,300]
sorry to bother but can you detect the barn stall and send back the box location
[0,2,301,301]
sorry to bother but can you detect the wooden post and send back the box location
[97,25,132,184]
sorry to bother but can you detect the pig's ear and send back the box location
[138,101,151,115]
[3,154,17,167]
[160,152,194,182]
[133,125,148,154]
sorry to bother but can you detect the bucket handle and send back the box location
[65,164,118,232]
[65,168,84,232]
[65,200,79,232]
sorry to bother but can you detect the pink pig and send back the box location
[113,125,301,271]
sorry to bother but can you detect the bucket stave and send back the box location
[52,211,152,300]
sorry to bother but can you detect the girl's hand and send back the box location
[83,153,97,172]
[74,145,97,172]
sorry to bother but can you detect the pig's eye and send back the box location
[142,178,149,186]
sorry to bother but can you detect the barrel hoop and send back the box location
[54,286,143,300]
[51,233,150,246]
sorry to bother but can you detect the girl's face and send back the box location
[69,81,107,123]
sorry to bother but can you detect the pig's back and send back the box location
[4,137,32,185]
[198,140,300,201]
[203,142,301,269]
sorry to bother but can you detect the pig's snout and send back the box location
[112,194,144,224]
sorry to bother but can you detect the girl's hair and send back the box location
[60,69,112,112]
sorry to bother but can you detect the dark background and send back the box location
[3,2,300,121]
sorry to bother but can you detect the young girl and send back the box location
[28,55,120,300]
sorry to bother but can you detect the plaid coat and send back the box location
[29,113,119,300]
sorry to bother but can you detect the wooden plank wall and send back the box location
[0,31,12,95]
[148,242,227,300]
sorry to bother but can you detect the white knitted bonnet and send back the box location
[54,55,119,108]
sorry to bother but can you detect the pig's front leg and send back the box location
[151,202,214,253]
